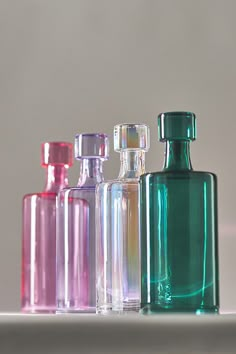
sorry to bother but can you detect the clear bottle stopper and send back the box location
[114,124,150,152]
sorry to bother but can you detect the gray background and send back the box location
[0,0,235,312]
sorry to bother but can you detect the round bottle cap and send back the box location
[74,133,109,160]
[41,142,73,166]
[158,111,196,141]
[114,124,150,151]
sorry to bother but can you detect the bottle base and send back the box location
[56,306,95,314]
[97,301,140,315]
[56,309,95,314]
[140,304,219,315]
[21,307,56,314]
[56,299,96,313]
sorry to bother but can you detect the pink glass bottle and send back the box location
[56,133,109,313]
[21,142,73,313]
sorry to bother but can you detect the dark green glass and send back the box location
[140,112,219,314]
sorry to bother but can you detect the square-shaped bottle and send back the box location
[96,124,150,314]
[56,133,109,313]
[140,112,219,314]
[21,142,73,313]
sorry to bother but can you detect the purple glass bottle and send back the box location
[21,142,73,313]
[56,133,109,313]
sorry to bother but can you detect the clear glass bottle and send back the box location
[140,112,219,314]
[56,133,109,313]
[96,124,150,314]
[21,142,73,313]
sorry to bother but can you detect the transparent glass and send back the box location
[21,142,73,313]
[140,112,219,314]
[96,124,149,314]
[56,133,108,313]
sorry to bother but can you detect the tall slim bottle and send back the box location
[56,133,109,313]
[96,124,150,314]
[21,142,73,313]
[140,112,219,314]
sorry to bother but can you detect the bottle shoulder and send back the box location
[140,170,217,179]
[96,179,139,196]
[97,178,139,188]
[141,170,217,181]
[23,192,57,201]
[59,185,96,194]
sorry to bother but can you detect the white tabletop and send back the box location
[0,313,235,354]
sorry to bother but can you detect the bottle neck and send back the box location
[43,165,69,193]
[118,150,145,179]
[77,158,104,187]
[163,140,192,171]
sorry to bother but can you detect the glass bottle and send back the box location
[140,112,219,314]
[21,142,73,313]
[96,124,150,314]
[56,133,109,313]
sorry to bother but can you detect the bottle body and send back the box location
[21,141,72,314]
[96,180,140,314]
[140,170,219,314]
[56,134,109,313]
[56,186,96,312]
[21,193,57,313]
[96,124,149,314]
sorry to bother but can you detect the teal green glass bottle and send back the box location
[140,112,219,314]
